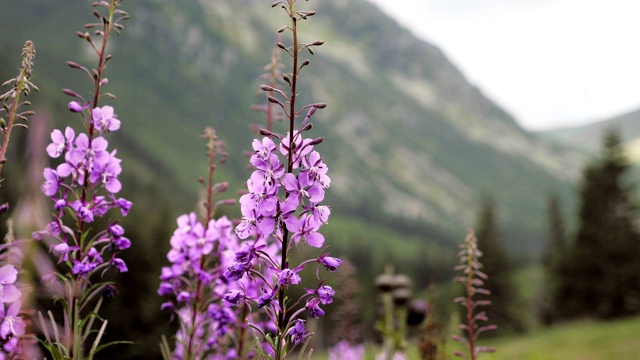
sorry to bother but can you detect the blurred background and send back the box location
[2,0,640,358]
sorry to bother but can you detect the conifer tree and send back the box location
[540,192,568,324]
[473,196,524,334]
[556,129,640,318]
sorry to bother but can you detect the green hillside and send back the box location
[0,0,582,262]
[539,107,640,154]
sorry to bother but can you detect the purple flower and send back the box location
[224,262,249,282]
[282,172,324,205]
[115,197,133,216]
[42,168,60,197]
[277,267,302,287]
[177,291,192,302]
[111,258,128,272]
[90,150,122,193]
[257,287,276,308]
[318,254,341,272]
[68,100,90,113]
[0,266,20,304]
[287,319,308,345]
[46,127,75,158]
[92,105,121,132]
[69,200,94,223]
[68,134,110,172]
[317,285,335,304]
[0,303,25,351]
[302,151,330,188]
[328,341,365,360]
[157,282,175,296]
[71,247,103,275]
[289,214,325,248]
[223,290,244,306]
[113,237,131,250]
[53,243,72,262]
[305,297,325,318]
[109,224,125,237]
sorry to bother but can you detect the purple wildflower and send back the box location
[46,127,75,158]
[318,254,342,272]
[68,100,90,113]
[277,267,302,287]
[288,319,309,345]
[92,105,120,133]
[305,297,325,318]
[0,266,20,304]
[42,168,60,197]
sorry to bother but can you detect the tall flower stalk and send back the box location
[32,1,130,358]
[223,1,338,358]
[0,39,37,359]
[158,128,245,360]
[0,41,38,197]
[452,230,496,360]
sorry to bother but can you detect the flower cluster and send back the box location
[218,2,339,357]
[0,263,25,358]
[158,213,242,358]
[36,105,131,277]
[223,127,340,355]
[236,132,330,245]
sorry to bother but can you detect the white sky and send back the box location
[366,0,640,130]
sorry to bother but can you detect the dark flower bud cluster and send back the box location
[452,229,496,360]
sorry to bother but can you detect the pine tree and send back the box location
[540,192,568,324]
[474,196,524,334]
[556,129,640,319]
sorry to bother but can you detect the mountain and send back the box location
[0,0,583,263]
[539,108,640,162]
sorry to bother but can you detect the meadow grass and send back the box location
[481,315,640,360]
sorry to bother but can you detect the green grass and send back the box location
[480,316,640,360]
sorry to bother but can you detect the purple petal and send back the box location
[305,232,325,248]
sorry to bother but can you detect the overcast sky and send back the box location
[365,0,640,130]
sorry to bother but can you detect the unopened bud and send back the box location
[0,203,8,216]
[277,26,287,33]
[267,96,280,104]
[215,182,228,192]
[62,88,79,97]
[99,78,109,86]
[66,61,82,69]
[309,137,323,146]
[260,85,274,92]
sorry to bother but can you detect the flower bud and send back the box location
[68,101,84,112]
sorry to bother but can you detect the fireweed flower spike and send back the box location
[0,40,37,360]
[452,229,496,360]
[159,128,250,360]
[223,1,339,358]
[33,1,130,358]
